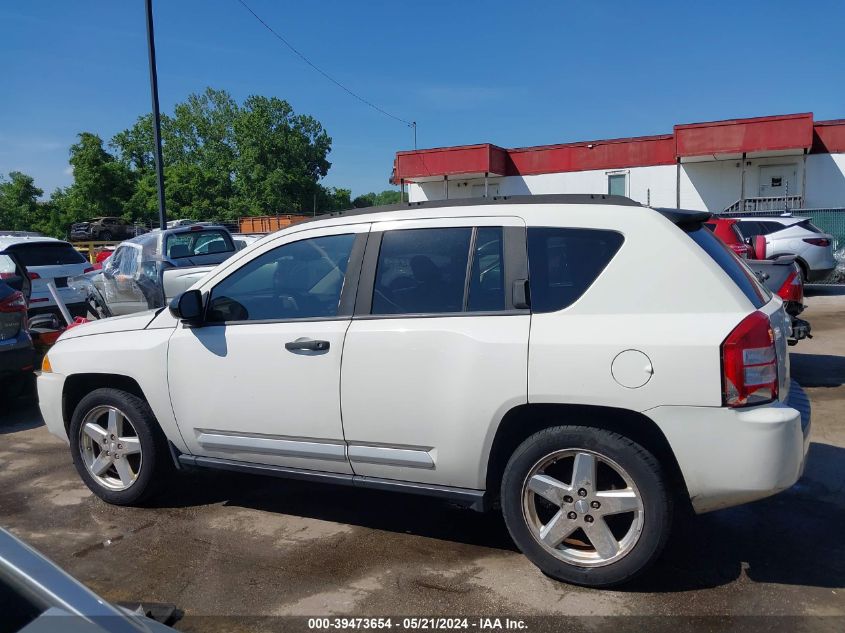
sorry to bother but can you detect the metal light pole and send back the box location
[145,0,167,229]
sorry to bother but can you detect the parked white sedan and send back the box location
[38,195,810,587]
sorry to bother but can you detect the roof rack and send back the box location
[312,193,642,222]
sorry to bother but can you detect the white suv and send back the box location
[38,195,810,587]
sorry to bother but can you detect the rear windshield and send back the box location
[686,227,769,308]
[165,230,234,259]
[798,219,823,234]
[8,242,86,267]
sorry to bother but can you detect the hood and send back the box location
[59,310,161,341]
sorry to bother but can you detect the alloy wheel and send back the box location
[78,405,142,491]
[521,449,644,567]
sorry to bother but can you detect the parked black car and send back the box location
[70,217,146,242]
[0,250,35,397]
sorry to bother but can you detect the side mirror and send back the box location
[169,289,204,324]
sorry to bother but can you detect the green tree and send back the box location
[231,93,332,216]
[352,189,402,208]
[0,171,43,231]
[112,88,337,221]
[66,133,134,216]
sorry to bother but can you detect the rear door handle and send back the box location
[285,338,330,352]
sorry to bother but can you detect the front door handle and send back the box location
[285,338,330,352]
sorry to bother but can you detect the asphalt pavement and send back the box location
[1,292,843,631]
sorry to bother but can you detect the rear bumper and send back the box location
[645,381,810,513]
[807,266,835,282]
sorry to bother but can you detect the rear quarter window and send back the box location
[527,228,624,313]
[9,242,86,266]
[686,227,770,308]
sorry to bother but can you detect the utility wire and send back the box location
[235,0,414,129]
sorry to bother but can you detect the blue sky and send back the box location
[2,0,844,199]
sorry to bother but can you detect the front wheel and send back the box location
[69,388,171,505]
[98,230,113,241]
[501,426,672,587]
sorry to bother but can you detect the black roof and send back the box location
[310,194,640,223]
[307,194,711,228]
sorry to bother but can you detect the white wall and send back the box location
[409,164,677,207]
[406,152,845,210]
[679,160,741,211]
[805,153,845,208]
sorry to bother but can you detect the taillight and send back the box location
[83,266,95,273]
[803,238,831,247]
[28,271,40,280]
[0,290,27,313]
[777,269,803,304]
[721,311,778,408]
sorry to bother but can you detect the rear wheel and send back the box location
[796,260,809,283]
[69,388,171,505]
[501,426,671,587]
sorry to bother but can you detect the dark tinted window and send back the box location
[686,227,769,308]
[372,228,471,315]
[468,227,505,311]
[736,220,763,238]
[797,219,823,234]
[207,233,355,322]
[8,242,86,266]
[166,230,234,259]
[527,228,624,313]
[758,221,785,234]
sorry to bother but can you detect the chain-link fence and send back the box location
[718,207,845,284]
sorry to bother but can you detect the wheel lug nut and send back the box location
[567,511,577,520]
[585,515,594,523]
[578,488,587,497]
[563,495,573,504]
[591,501,600,509]
[117,444,123,449]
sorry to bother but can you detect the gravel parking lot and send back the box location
[2,293,844,631]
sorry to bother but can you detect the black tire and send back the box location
[501,426,672,587]
[796,260,809,284]
[69,388,172,505]
[99,230,113,241]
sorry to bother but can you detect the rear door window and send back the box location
[8,242,86,267]
[686,227,769,308]
[527,228,624,313]
[467,227,505,311]
[372,228,472,315]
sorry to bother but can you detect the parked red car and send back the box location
[704,218,751,258]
